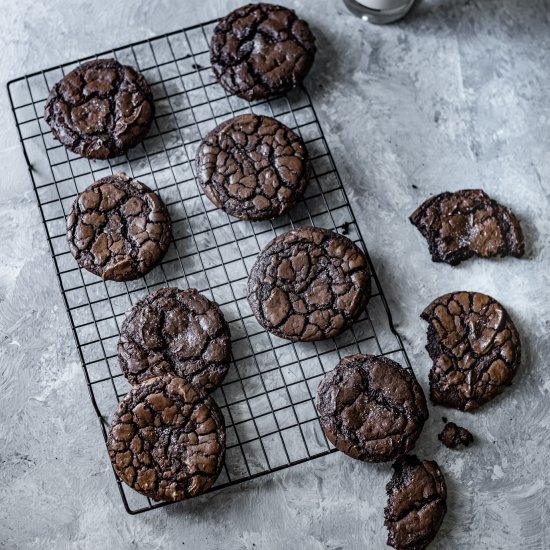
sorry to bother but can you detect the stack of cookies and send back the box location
[43,2,526,548]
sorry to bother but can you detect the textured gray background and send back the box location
[1,0,549,548]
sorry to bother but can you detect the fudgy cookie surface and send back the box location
[315,355,428,463]
[210,3,316,100]
[44,59,154,159]
[195,114,310,221]
[410,189,524,265]
[66,173,172,281]
[422,291,521,411]
[118,287,231,391]
[107,374,225,502]
[247,227,371,341]
[385,455,447,550]
[438,422,474,449]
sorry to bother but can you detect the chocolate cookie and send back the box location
[195,114,310,221]
[247,227,371,341]
[410,189,524,265]
[385,455,447,550]
[422,291,521,411]
[67,173,172,281]
[438,422,474,449]
[107,374,225,502]
[118,287,231,391]
[210,3,316,100]
[44,59,154,159]
[315,355,428,463]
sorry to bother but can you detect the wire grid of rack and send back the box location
[8,18,414,515]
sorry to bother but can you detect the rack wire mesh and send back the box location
[8,18,414,515]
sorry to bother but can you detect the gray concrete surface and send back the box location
[1,0,549,548]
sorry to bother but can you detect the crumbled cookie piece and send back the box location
[385,455,447,550]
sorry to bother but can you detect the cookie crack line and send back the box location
[330,368,416,441]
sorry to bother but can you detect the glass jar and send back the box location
[344,0,416,24]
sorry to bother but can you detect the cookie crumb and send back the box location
[340,221,351,235]
[438,422,474,449]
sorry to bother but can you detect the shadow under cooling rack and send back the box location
[8,17,413,514]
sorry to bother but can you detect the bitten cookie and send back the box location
[118,287,231,392]
[210,3,316,100]
[107,374,225,502]
[44,59,154,159]
[195,114,310,221]
[410,189,524,265]
[421,291,521,411]
[315,355,428,463]
[66,173,172,281]
[385,455,447,550]
[247,227,371,341]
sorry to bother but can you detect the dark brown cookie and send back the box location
[438,422,474,449]
[247,227,371,342]
[210,3,317,100]
[315,355,428,463]
[422,291,521,411]
[44,59,154,159]
[410,189,524,265]
[118,287,231,391]
[107,374,225,502]
[385,455,447,550]
[195,114,310,221]
[66,173,172,281]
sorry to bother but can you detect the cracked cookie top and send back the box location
[210,3,317,100]
[384,455,447,550]
[107,374,225,502]
[44,59,154,159]
[422,291,521,411]
[247,227,371,342]
[118,287,232,391]
[315,354,428,463]
[66,173,172,281]
[410,189,524,265]
[196,114,310,221]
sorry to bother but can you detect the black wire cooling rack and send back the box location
[8,17,414,515]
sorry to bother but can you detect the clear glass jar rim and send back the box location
[352,0,410,10]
